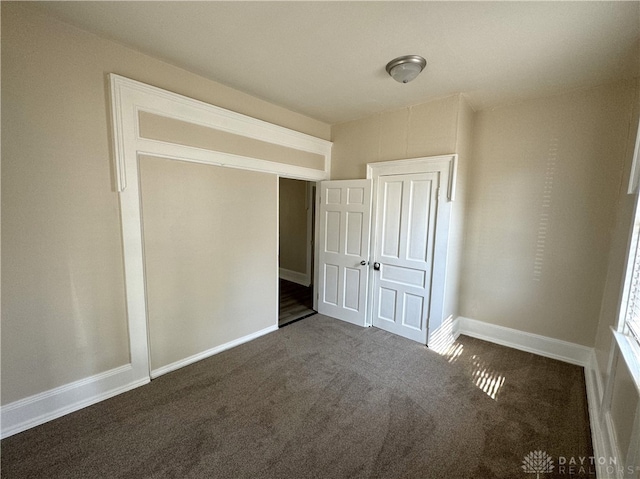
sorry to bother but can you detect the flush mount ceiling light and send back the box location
[385,55,427,84]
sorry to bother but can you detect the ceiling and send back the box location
[34,1,640,125]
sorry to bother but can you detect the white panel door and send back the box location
[371,173,439,343]
[317,179,372,326]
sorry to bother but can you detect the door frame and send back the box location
[306,182,316,288]
[366,155,458,341]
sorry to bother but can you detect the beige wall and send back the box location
[459,81,637,347]
[279,178,309,275]
[1,3,329,405]
[139,157,277,371]
[330,95,460,180]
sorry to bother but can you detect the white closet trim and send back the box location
[109,74,332,383]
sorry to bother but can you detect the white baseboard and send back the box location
[151,325,278,378]
[590,352,605,406]
[603,411,624,479]
[1,365,149,439]
[584,349,627,479]
[279,268,310,286]
[585,351,608,478]
[2,324,279,438]
[455,316,592,366]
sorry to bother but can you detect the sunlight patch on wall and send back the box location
[533,137,558,281]
[428,315,457,356]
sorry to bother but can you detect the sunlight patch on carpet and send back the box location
[470,354,505,400]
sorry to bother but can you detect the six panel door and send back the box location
[316,179,372,326]
[371,173,440,343]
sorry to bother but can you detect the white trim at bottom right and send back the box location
[584,350,621,479]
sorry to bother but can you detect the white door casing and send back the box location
[367,156,456,345]
[317,180,372,326]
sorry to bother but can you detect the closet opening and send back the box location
[278,178,317,327]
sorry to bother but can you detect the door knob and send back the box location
[373,262,381,271]
[360,260,368,266]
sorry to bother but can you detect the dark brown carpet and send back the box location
[1,315,592,478]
